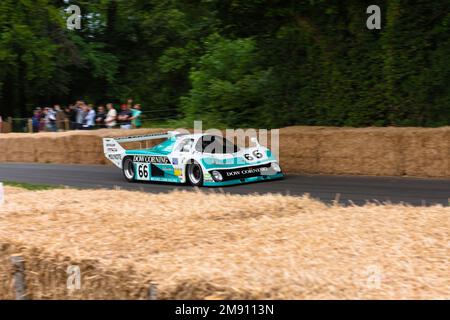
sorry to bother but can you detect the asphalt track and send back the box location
[0,162,449,206]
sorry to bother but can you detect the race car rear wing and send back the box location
[103,131,180,168]
[113,132,174,143]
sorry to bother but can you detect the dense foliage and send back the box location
[0,0,449,127]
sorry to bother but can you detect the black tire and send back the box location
[186,161,204,187]
[122,156,135,182]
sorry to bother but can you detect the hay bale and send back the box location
[0,187,448,299]
[1,126,450,178]
[0,243,149,300]
[278,126,450,177]
[0,129,171,166]
[279,128,323,174]
[317,128,403,176]
[3,136,37,163]
[401,128,450,177]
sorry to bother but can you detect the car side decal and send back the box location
[133,155,170,164]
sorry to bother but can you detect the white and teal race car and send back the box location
[103,131,283,187]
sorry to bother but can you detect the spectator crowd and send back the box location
[30,99,142,133]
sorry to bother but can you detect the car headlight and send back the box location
[212,170,223,181]
[271,162,281,172]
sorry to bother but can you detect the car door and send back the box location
[170,138,195,181]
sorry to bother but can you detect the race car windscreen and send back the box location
[151,138,175,153]
[196,135,240,154]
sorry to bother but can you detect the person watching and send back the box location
[105,103,117,128]
[32,110,41,133]
[131,104,142,129]
[44,107,57,132]
[118,104,133,130]
[96,105,107,128]
[82,104,96,130]
[75,101,85,130]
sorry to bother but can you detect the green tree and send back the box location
[0,0,449,128]
[181,34,271,127]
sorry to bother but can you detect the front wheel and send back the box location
[187,161,204,187]
[122,157,135,182]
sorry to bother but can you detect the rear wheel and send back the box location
[187,161,204,187]
[122,157,135,182]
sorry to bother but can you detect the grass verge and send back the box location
[2,180,63,191]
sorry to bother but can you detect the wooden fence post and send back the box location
[28,119,33,133]
[10,255,29,300]
[7,117,12,133]
[148,283,158,300]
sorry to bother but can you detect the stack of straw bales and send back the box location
[0,187,448,299]
[0,129,165,164]
[279,126,450,177]
[0,126,449,177]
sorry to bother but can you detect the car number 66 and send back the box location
[137,163,149,179]
[244,150,263,161]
